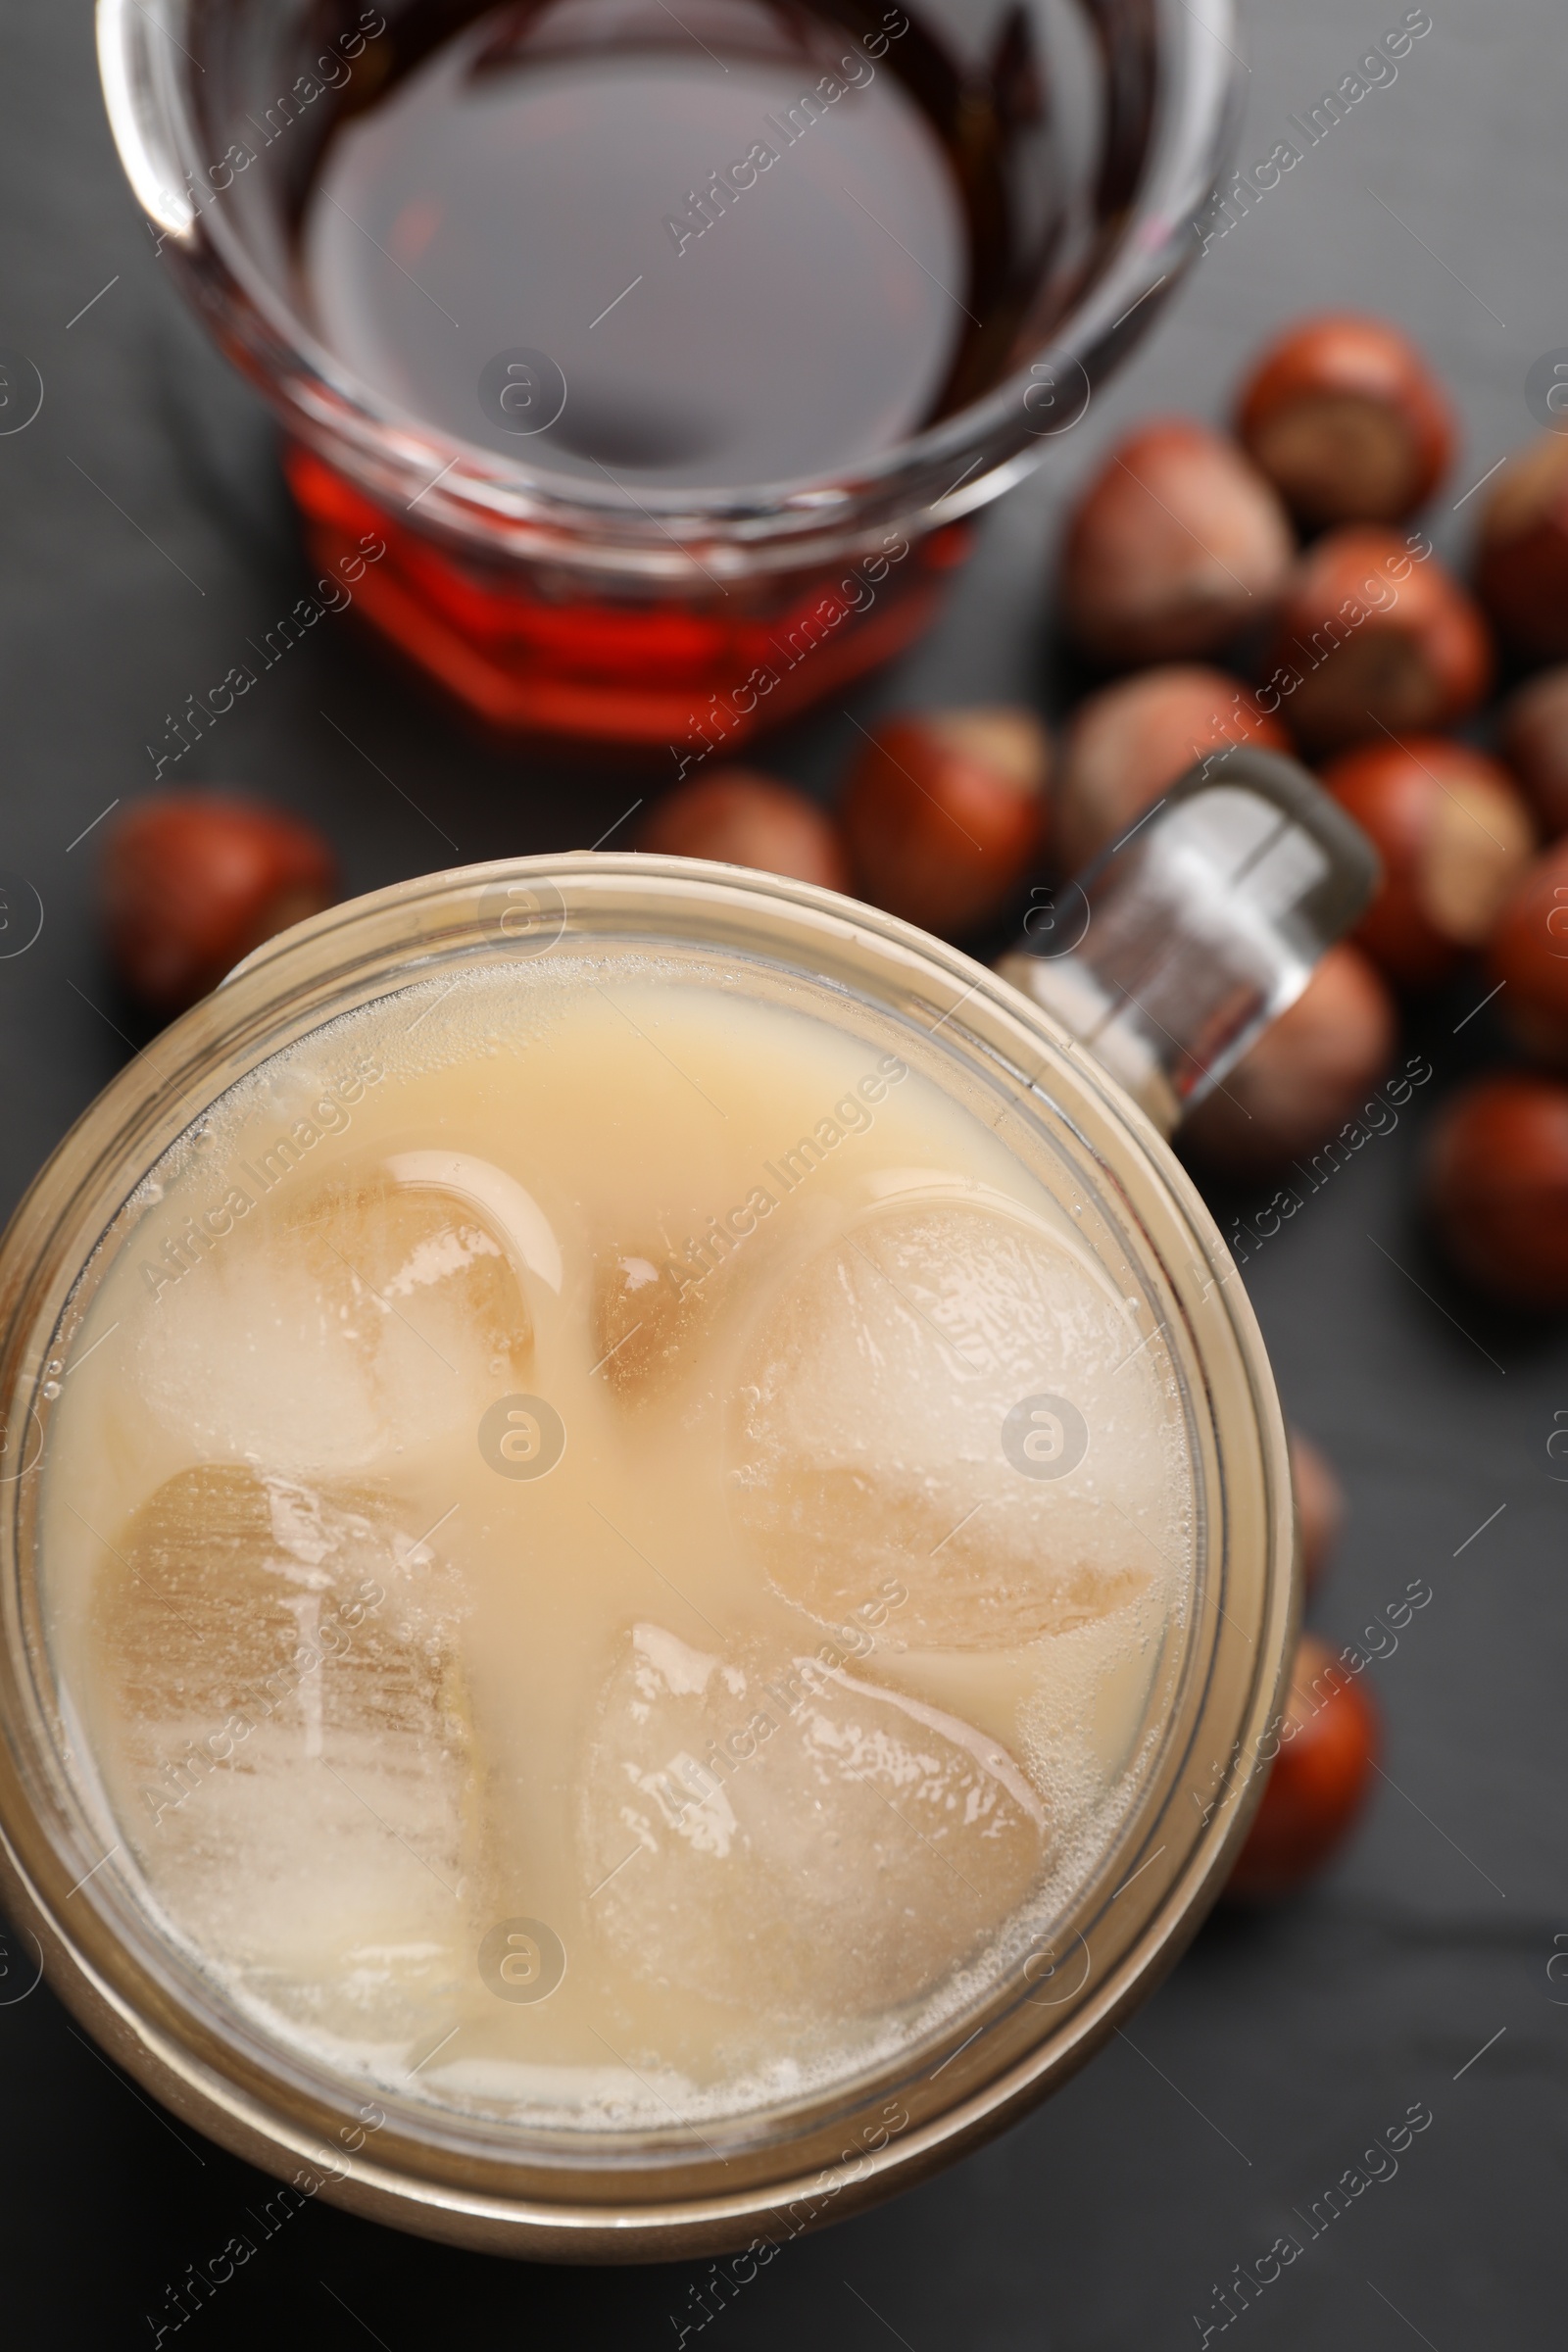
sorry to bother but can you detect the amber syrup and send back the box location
[283,0,1050,741]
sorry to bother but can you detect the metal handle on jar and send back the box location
[995,747,1382,1138]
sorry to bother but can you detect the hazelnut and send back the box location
[1289,1428,1345,1595]
[1054,665,1292,876]
[1058,420,1295,667]
[1422,1072,1568,1309]
[1267,527,1493,754]
[638,770,850,893]
[1474,433,1568,657]
[1321,737,1536,988]
[102,792,339,1015]
[1181,943,1397,1175]
[1236,314,1454,526]
[1498,665,1568,836]
[1488,837,1568,1061]
[840,708,1050,936]
[1228,1633,1380,1900]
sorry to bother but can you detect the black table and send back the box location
[2,2,1565,2344]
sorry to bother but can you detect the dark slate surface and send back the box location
[1,1,1565,2344]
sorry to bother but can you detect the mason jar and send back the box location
[0,755,1371,2256]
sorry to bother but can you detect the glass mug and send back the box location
[97,0,1240,746]
[0,754,1374,2257]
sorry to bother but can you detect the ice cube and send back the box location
[731,1200,1170,1648]
[590,1241,711,1399]
[578,1622,1049,2018]
[134,1164,536,1476]
[87,1465,471,2042]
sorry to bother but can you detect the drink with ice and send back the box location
[42,956,1194,2129]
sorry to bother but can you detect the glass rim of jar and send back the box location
[0,854,1295,2257]
[96,0,1243,574]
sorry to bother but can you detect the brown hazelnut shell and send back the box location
[1059,419,1295,667]
[1054,665,1291,876]
[638,770,851,893]
[1321,737,1535,988]
[1423,1072,1568,1309]
[1181,943,1398,1175]
[101,793,339,1015]
[1237,313,1454,526]
[841,708,1050,936]
[1266,526,1493,754]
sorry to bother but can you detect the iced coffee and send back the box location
[41,952,1194,2131]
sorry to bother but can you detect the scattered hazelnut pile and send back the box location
[625,313,1568,1335]
[1053,321,1568,1328]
